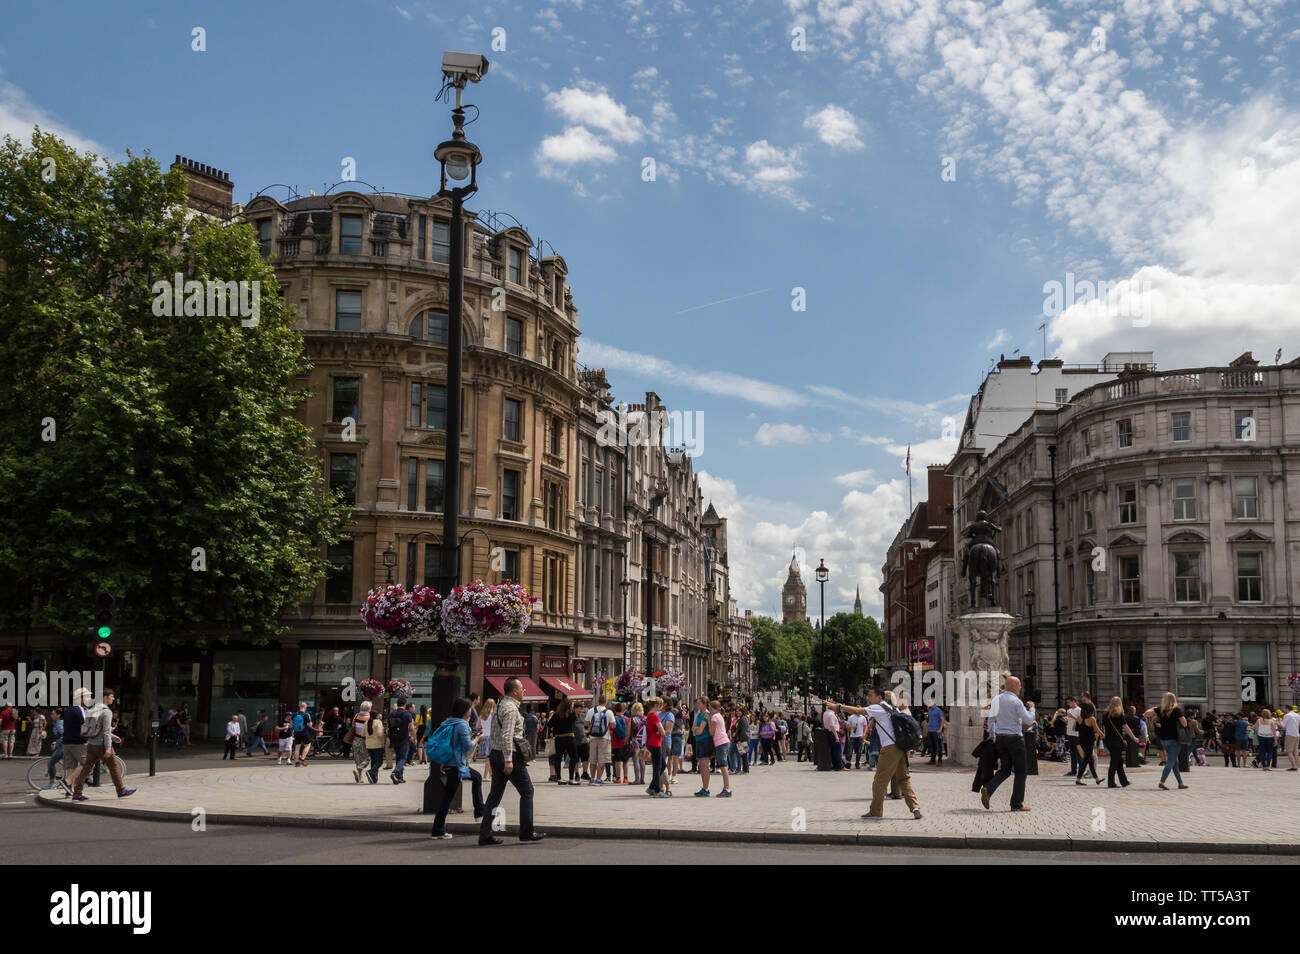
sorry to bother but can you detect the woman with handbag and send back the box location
[348,701,372,783]
[25,708,46,757]
[364,708,386,784]
[549,700,581,785]
[629,703,648,785]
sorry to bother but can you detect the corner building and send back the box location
[948,353,1300,714]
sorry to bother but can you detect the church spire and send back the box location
[853,585,863,616]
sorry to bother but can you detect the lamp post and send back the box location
[427,55,485,768]
[620,577,631,674]
[382,543,397,584]
[815,558,828,691]
[1048,443,1062,709]
[1024,587,1036,702]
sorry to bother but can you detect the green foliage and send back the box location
[813,613,884,692]
[0,130,350,646]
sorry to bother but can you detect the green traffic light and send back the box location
[97,626,112,639]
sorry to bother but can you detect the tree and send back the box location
[816,613,884,695]
[0,131,350,727]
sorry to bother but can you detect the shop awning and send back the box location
[541,675,593,700]
[486,675,547,702]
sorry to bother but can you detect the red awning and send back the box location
[541,676,593,700]
[486,675,547,702]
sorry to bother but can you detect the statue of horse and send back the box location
[961,510,1002,607]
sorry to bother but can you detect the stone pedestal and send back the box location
[947,610,1015,768]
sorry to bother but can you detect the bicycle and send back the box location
[28,754,128,794]
[306,731,350,759]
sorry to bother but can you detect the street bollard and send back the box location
[149,720,159,777]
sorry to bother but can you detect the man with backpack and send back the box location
[585,695,611,785]
[833,689,922,820]
[609,701,632,784]
[387,701,416,783]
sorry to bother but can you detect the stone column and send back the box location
[947,610,1016,767]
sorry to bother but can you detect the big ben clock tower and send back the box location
[781,552,806,624]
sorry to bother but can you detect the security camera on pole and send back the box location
[424,51,487,816]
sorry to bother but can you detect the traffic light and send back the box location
[93,591,114,641]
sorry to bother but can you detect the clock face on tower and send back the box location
[785,595,794,605]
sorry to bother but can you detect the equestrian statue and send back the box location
[961,510,1003,607]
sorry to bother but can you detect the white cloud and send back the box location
[578,340,808,409]
[535,126,619,170]
[700,470,911,618]
[754,423,831,446]
[985,328,1011,350]
[809,385,967,428]
[804,104,865,150]
[543,86,647,143]
[0,80,108,157]
[833,468,876,487]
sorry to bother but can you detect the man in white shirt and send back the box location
[1282,707,1300,771]
[846,713,868,769]
[980,676,1037,812]
[822,705,844,771]
[835,690,922,821]
[1063,695,1080,777]
[585,696,611,785]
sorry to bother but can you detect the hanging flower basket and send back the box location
[656,670,686,695]
[387,679,414,700]
[358,678,385,700]
[360,583,443,644]
[1288,673,1300,695]
[441,579,538,648]
[615,670,644,694]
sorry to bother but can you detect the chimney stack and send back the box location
[171,155,233,219]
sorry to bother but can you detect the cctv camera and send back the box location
[442,51,489,84]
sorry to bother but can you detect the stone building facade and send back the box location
[947,353,1300,713]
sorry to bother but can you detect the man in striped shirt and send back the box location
[478,678,546,846]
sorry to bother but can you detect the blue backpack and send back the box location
[426,719,458,765]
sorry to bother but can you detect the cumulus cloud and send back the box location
[804,104,865,150]
[754,423,832,446]
[535,125,619,170]
[0,80,108,157]
[700,470,910,618]
[543,86,647,143]
[578,340,808,409]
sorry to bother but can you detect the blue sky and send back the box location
[4,0,1298,619]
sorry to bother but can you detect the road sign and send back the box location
[94,641,112,658]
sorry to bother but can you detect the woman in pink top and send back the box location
[708,700,733,797]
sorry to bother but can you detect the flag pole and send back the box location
[907,443,913,513]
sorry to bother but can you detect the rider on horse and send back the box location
[961,510,1003,605]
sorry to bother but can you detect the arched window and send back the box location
[409,310,449,344]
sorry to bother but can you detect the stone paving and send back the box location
[39,752,1300,852]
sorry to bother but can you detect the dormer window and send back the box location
[340,214,362,254]
[256,218,273,257]
[509,247,523,285]
[432,219,450,263]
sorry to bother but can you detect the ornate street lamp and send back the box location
[381,543,397,584]
[426,55,487,813]
[815,558,829,691]
[620,577,631,673]
[1024,587,1036,700]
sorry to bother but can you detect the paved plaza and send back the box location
[39,751,1300,853]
